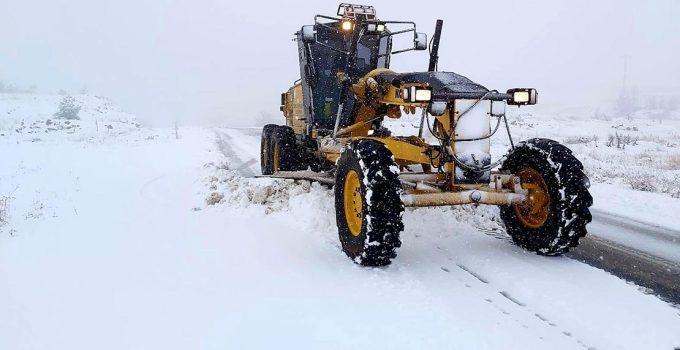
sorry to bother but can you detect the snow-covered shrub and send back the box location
[592,111,611,121]
[564,135,599,146]
[606,132,638,149]
[54,95,81,120]
[638,134,667,145]
[664,154,680,170]
[670,175,680,198]
[623,172,657,193]
[0,195,10,228]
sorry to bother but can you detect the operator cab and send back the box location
[297,4,392,130]
[295,3,427,132]
[304,22,390,130]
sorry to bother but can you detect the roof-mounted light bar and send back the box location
[337,3,376,19]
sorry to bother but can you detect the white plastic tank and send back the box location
[452,100,491,183]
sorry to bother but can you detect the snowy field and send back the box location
[2,93,680,349]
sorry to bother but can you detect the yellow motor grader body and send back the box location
[263,3,592,266]
[280,66,524,206]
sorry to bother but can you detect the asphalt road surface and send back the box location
[568,209,680,304]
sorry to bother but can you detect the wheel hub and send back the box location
[343,170,363,237]
[514,167,550,229]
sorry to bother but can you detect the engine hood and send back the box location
[375,71,490,100]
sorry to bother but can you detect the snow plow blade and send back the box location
[256,170,335,185]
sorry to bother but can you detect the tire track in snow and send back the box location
[139,174,167,196]
[434,246,593,349]
[478,217,680,305]
[214,130,257,178]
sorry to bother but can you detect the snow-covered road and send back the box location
[2,127,680,349]
[219,127,680,303]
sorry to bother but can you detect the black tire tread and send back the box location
[335,139,404,266]
[260,124,278,175]
[271,126,303,171]
[499,138,593,255]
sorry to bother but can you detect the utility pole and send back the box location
[619,55,633,116]
[621,54,630,91]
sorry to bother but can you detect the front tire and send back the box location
[335,140,404,266]
[499,138,592,255]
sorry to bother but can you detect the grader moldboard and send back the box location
[260,3,593,266]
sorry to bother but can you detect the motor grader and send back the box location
[261,3,592,266]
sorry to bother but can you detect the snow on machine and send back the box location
[260,3,593,266]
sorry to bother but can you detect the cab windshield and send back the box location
[308,24,390,128]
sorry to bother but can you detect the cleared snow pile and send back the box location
[201,161,329,214]
[200,146,507,242]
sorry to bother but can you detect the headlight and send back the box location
[366,22,386,33]
[341,20,353,31]
[402,86,432,102]
[414,88,432,102]
[513,91,529,103]
[507,88,538,106]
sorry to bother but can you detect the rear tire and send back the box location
[335,139,404,266]
[499,138,592,255]
[260,124,277,175]
[271,126,304,172]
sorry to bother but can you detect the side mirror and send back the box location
[280,93,287,113]
[301,25,315,43]
[415,32,428,51]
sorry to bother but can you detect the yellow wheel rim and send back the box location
[514,167,551,229]
[262,139,269,169]
[273,142,280,172]
[343,170,363,237]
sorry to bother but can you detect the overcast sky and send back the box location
[1,0,678,126]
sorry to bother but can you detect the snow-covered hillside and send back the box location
[2,94,680,349]
[0,93,142,143]
[0,93,169,236]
